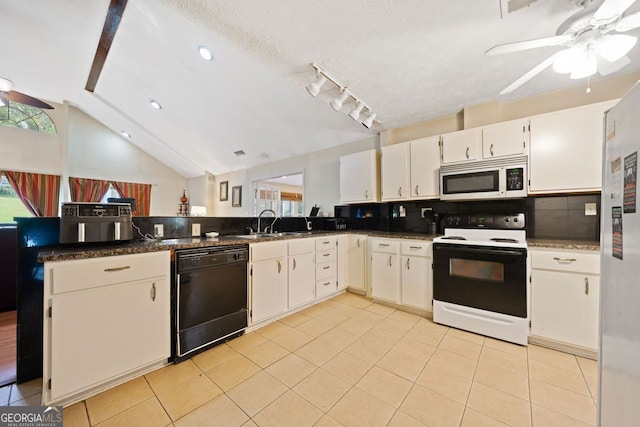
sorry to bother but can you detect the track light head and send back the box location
[306,74,327,97]
[348,102,365,121]
[330,89,349,111]
[362,111,377,128]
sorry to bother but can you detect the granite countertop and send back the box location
[38,231,599,262]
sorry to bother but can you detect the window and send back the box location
[100,184,122,203]
[0,174,33,222]
[0,100,56,134]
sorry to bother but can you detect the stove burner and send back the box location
[490,238,519,243]
[441,236,467,240]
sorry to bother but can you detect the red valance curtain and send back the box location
[111,180,152,216]
[69,177,111,202]
[3,171,61,216]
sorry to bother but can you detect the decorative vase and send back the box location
[180,190,188,204]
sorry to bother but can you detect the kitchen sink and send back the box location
[230,231,312,239]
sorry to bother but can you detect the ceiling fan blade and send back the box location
[7,90,54,109]
[500,52,561,94]
[486,35,573,55]
[615,11,640,31]
[593,0,636,22]
[597,53,631,75]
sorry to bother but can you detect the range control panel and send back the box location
[443,213,525,230]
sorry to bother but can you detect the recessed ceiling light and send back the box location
[149,99,162,109]
[198,46,213,61]
[234,150,246,156]
[121,130,131,138]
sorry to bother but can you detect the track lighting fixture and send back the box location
[330,88,349,111]
[306,63,380,129]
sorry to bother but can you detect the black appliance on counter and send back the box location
[173,245,248,362]
[324,218,347,230]
[60,202,133,243]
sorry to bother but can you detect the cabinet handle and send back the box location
[323,266,330,270]
[398,187,402,197]
[585,277,589,295]
[293,258,296,270]
[553,257,577,263]
[409,245,422,250]
[364,189,369,199]
[323,253,330,257]
[406,258,410,270]
[322,240,330,245]
[490,144,494,156]
[277,260,281,273]
[357,238,360,248]
[379,243,390,247]
[415,185,419,196]
[104,266,131,272]
[151,282,156,301]
[322,281,331,286]
[465,147,469,159]
[388,255,392,267]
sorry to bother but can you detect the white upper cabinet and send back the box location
[529,101,615,194]
[410,136,441,199]
[381,143,410,201]
[441,128,481,164]
[340,149,380,203]
[482,119,528,159]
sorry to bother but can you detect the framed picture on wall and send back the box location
[232,185,242,207]
[220,181,228,201]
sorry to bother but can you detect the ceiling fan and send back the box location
[487,0,640,94]
[0,77,54,109]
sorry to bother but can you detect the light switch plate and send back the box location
[192,223,201,236]
[585,203,597,216]
[154,224,164,237]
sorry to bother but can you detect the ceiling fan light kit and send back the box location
[487,0,640,94]
[306,63,380,128]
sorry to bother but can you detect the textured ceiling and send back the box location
[1,0,639,178]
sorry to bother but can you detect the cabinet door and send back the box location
[340,150,379,202]
[410,136,440,199]
[482,119,527,159]
[336,235,348,291]
[288,252,315,308]
[531,270,600,349]
[371,252,400,303]
[49,278,169,400]
[381,143,410,200]
[441,128,481,164]
[529,102,613,193]
[251,258,287,324]
[401,256,432,311]
[347,235,366,291]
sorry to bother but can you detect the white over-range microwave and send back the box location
[439,156,527,201]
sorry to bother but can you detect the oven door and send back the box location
[433,243,527,317]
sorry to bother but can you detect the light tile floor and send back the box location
[0,292,598,426]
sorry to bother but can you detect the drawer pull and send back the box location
[322,241,330,245]
[323,266,330,270]
[553,257,577,263]
[151,282,156,301]
[409,245,422,250]
[585,277,589,295]
[104,266,131,272]
[323,253,330,257]
[379,243,390,247]
[322,282,331,286]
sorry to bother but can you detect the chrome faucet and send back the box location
[257,209,276,233]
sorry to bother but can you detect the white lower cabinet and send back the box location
[250,241,288,324]
[43,251,171,406]
[347,234,367,292]
[336,235,348,291]
[370,239,401,303]
[401,241,432,311]
[316,236,338,299]
[288,248,315,309]
[530,249,600,350]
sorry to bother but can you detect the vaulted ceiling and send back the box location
[1,0,639,178]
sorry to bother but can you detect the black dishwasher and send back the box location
[174,245,248,362]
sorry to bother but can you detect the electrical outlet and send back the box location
[585,203,597,216]
[421,208,433,218]
[154,224,164,238]
[192,223,201,236]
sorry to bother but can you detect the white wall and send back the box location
[0,102,187,216]
[193,136,379,217]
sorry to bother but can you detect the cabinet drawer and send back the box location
[316,236,337,250]
[371,239,399,254]
[251,241,287,262]
[316,277,337,298]
[401,241,431,257]
[50,251,170,294]
[531,250,600,274]
[289,238,315,255]
[316,249,336,263]
[316,261,336,280]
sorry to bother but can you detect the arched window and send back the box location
[0,100,56,134]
